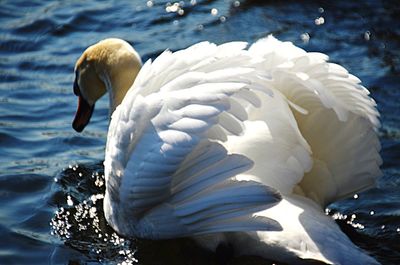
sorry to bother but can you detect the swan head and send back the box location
[72,38,142,132]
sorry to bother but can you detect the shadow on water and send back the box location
[51,163,294,265]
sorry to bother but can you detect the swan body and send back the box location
[72,36,382,264]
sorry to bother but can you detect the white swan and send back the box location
[72,36,382,264]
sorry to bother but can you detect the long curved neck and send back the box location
[101,70,133,115]
[99,54,142,117]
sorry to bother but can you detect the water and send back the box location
[0,0,399,264]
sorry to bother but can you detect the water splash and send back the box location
[50,164,137,264]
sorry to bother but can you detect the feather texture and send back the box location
[98,36,381,264]
[103,42,283,238]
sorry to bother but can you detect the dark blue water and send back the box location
[0,0,399,264]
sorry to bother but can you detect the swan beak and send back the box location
[72,95,94,132]
[73,76,80,96]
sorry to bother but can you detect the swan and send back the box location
[72,36,382,264]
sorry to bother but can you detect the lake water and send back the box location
[0,0,399,264]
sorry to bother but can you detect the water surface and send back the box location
[0,0,399,264]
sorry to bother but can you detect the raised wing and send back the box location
[249,36,382,206]
[104,42,282,238]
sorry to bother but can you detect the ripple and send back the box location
[0,38,42,53]
[0,173,49,193]
[13,18,57,35]
[17,60,70,73]
[382,142,400,168]
[0,224,54,265]
[50,163,138,264]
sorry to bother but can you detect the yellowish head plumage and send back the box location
[72,38,142,132]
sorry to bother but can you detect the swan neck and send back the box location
[105,73,127,115]
[100,63,139,117]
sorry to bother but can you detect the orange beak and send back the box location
[72,95,94,132]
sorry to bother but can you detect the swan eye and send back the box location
[73,71,80,96]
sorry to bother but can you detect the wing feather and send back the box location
[104,41,283,238]
[104,35,381,240]
[248,35,381,206]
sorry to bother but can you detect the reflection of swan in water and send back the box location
[72,36,381,264]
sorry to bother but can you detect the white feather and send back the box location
[100,35,381,265]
